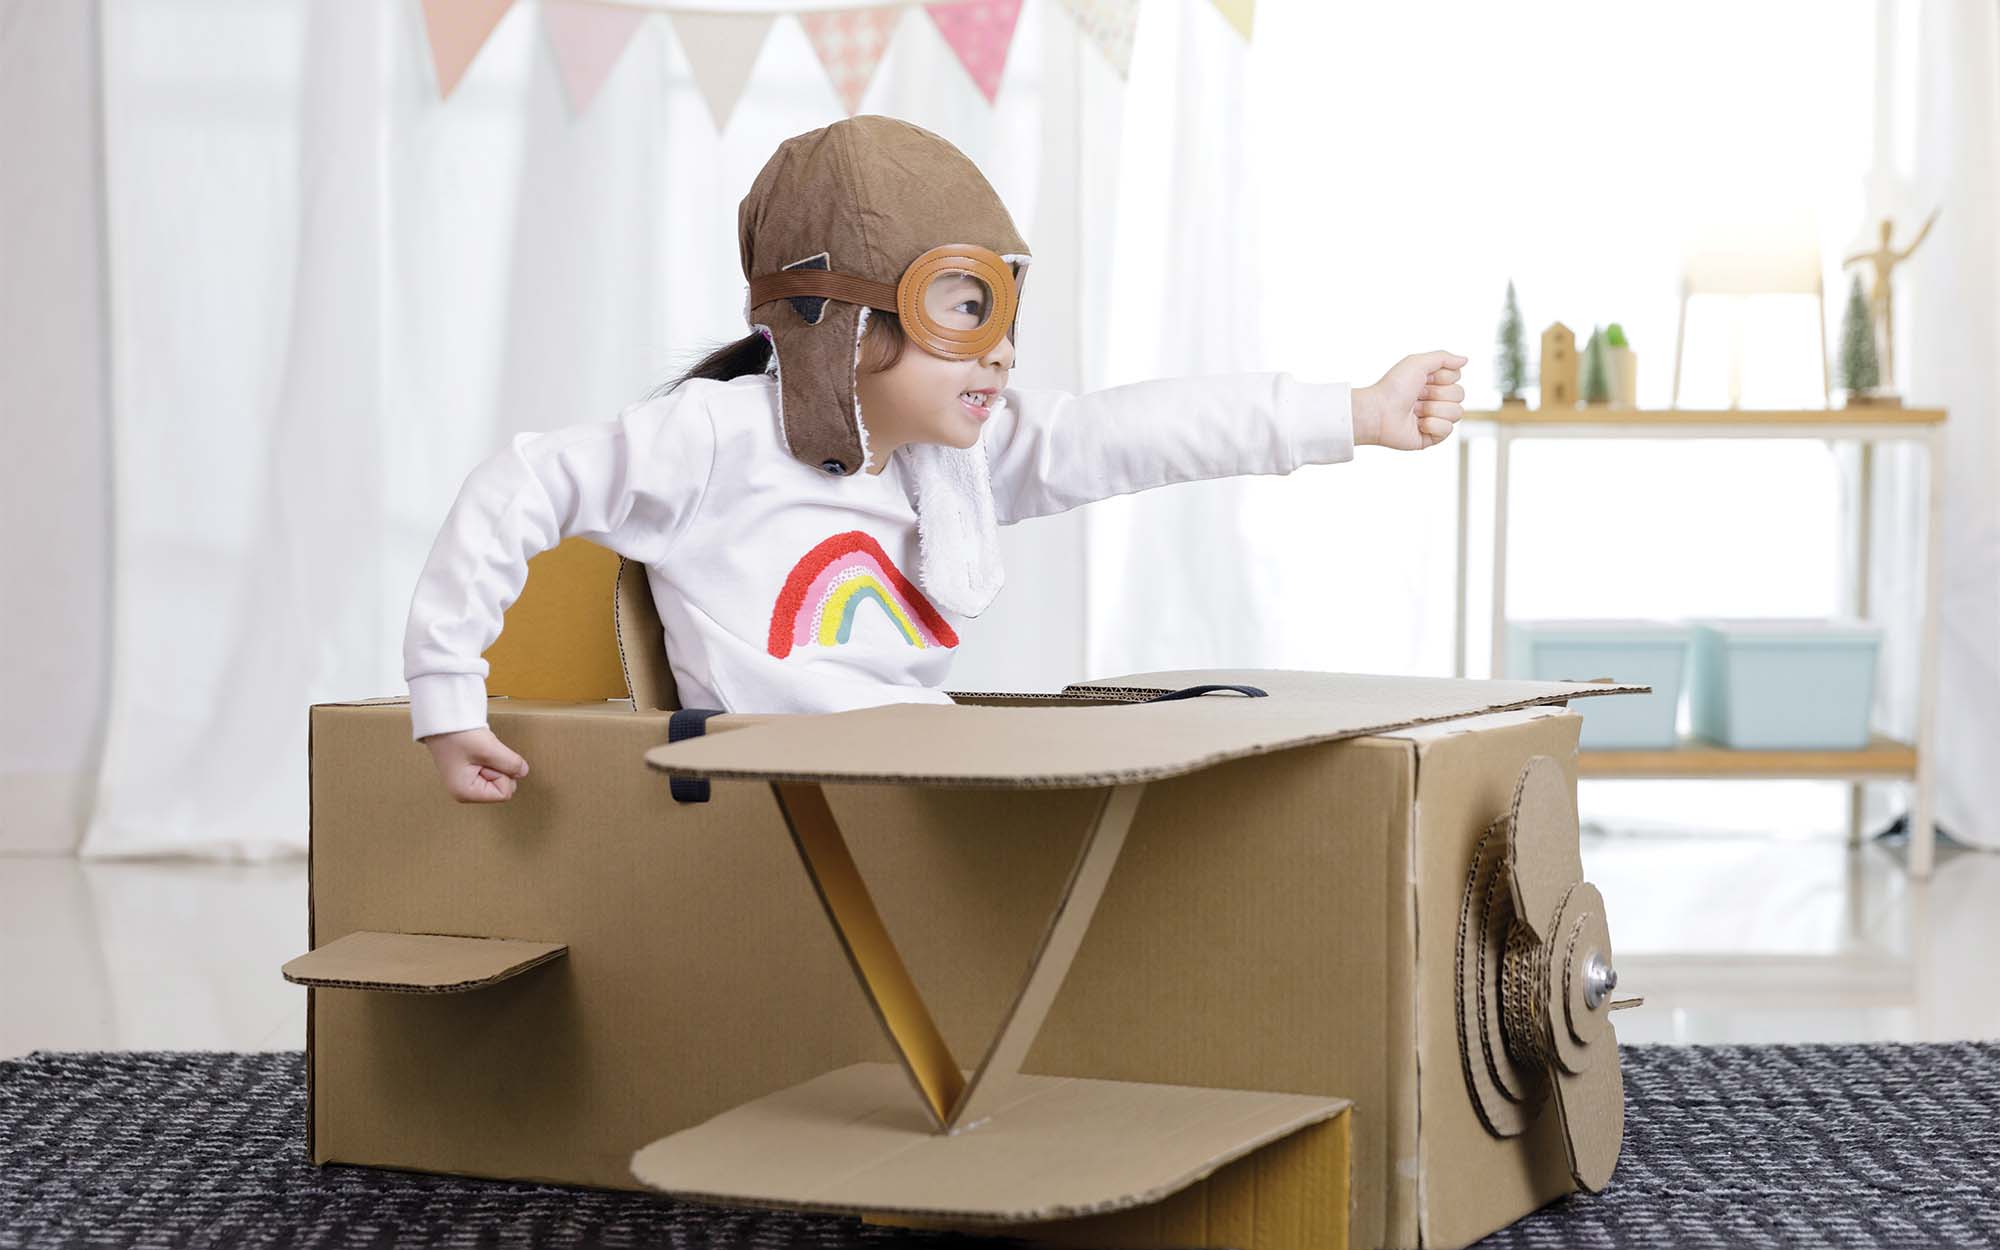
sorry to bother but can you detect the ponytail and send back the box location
[654,331,775,398]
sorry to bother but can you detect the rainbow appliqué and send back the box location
[767,531,959,660]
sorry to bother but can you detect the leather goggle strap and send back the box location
[749,270,900,314]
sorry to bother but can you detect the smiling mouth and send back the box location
[958,390,1003,421]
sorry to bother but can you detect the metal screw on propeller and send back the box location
[1453,754,1643,1193]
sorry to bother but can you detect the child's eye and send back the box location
[954,299,987,319]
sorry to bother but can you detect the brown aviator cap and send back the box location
[738,115,1030,476]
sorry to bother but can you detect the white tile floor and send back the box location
[1,833,1995,1061]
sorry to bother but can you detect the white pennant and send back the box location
[669,11,777,132]
[1052,0,1138,78]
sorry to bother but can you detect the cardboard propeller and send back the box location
[1454,754,1640,1193]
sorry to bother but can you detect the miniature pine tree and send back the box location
[1579,325,1612,404]
[1495,281,1527,401]
[1838,273,1880,394]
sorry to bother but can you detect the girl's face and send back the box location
[855,272,1016,474]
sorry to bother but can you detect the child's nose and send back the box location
[982,334,1015,371]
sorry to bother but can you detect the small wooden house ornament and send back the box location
[1540,322,1578,408]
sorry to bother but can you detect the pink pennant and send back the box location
[924,0,1023,104]
[420,0,518,99]
[543,1,648,114]
[798,7,904,116]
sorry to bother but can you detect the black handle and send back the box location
[1139,683,1269,703]
[666,708,724,804]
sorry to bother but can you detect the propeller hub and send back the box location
[1583,952,1617,1010]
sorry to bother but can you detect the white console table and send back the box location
[1452,405,1948,877]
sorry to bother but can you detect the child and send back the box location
[408,115,1466,802]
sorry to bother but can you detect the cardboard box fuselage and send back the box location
[307,677,1595,1249]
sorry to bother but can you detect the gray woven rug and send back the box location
[1,1044,1995,1249]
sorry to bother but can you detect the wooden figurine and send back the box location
[1540,322,1578,408]
[1841,208,1940,391]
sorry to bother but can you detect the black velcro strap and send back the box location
[666,709,724,804]
[1140,683,1269,703]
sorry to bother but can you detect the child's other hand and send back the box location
[422,727,530,803]
[1356,351,1468,450]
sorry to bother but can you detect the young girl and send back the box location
[409,115,1466,802]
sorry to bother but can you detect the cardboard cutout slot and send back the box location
[283,931,567,994]
[772,781,1146,1133]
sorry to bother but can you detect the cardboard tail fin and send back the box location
[282,931,568,994]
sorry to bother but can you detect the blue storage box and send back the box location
[1506,620,1689,749]
[1688,618,1882,749]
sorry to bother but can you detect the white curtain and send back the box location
[74,0,1120,858]
[0,1,112,854]
[1896,0,2000,846]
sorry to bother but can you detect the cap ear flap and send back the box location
[765,296,868,476]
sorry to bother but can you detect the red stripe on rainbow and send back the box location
[767,531,959,660]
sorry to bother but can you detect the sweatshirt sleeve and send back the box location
[401,392,717,741]
[980,372,1354,524]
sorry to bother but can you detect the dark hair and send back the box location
[655,311,908,397]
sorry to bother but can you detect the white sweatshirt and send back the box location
[403,371,1354,739]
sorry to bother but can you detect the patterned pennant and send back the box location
[1052,0,1138,78]
[543,0,649,114]
[1209,0,1254,40]
[798,7,904,115]
[669,10,777,131]
[924,0,1024,104]
[419,0,518,99]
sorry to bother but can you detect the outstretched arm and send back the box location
[982,353,1465,524]
[1898,207,1942,260]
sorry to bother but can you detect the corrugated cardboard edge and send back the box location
[281,933,569,993]
[1388,737,1424,1246]
[304,705,318,1162]
[642,687,1646,790]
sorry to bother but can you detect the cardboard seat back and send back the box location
[300,539,1642,1248]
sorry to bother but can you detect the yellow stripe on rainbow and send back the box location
[815,575,925,649]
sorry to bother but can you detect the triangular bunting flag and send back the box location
[1053,0,1138,78]
[669,11,777,132]
[543,0,648,114]
[798,7,904,116]
[1210,0,1254,40]
[924,0,1024,105]
[420,0,518,99]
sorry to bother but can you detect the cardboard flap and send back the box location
[630,1063,1348,1224]
[282,931,567,993]
[643,670,1647,789]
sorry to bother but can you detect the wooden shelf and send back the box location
[1578,735,1917,780]
[1466,406,1946,427]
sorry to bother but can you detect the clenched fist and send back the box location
[422,727,530,803]
[1354,351,1468,450]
